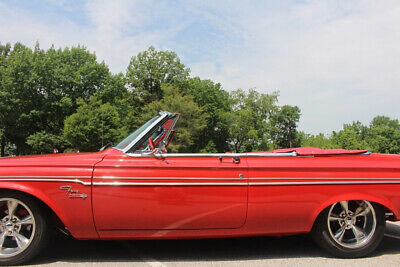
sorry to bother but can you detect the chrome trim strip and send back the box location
[94,176,241,180]
[92,181,400,186]
[0,176,91,179]
[0,178,90,186]
[249,181,400,186]
[93,182,245,186]
[94,176,400,181]
[125,152,297,158]
[249,177,400,180]
[2,177,400,187]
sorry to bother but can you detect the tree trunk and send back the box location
[0,137,5,157]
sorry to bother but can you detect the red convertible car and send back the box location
[0,111,400,265]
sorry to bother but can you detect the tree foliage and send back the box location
[298,132,336,149]
[271,105,301,148]
[223,89,279,152]
[126,46,190,104]
[0,42,110,154]
[26,131,69,154]
[301,116,400,154]
[179,77,230,152]
[139,84,208,152]
[63,98,128,152]
[1,42,399,156]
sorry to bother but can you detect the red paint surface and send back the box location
[92,154,248,230]
[0,148,399,240]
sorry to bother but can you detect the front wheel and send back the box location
[0,192,50,265]
[312,200,385,258]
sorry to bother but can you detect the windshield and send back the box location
[114,115,160,150]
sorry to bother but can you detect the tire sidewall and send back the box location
[312,202,386,258]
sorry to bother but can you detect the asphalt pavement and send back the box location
[29,222,400,266]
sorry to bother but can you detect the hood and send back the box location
[0,151,108,167]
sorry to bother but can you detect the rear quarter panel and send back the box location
[246,154,400,235]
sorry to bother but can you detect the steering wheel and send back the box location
[148,137,155,150]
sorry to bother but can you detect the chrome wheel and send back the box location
[0,198,35,258]
[327,200,376,248]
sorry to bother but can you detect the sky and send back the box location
[1,0,399,134]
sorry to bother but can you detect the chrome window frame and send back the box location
[120,111,170,154]
[120,112,299,158]
[125,152,298,158]
[161,114,180,148]
[118,110,370,158]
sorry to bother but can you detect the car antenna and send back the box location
[101,107,104,148]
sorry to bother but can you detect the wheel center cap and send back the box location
[5,222,14,231]
[345,217,354,226]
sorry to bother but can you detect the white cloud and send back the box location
[0,0,186,73]
[1,0,400,134]
[190,0,400,133]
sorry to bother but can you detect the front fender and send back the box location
[0,181,98,239]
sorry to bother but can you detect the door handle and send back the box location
[219,156,240,164]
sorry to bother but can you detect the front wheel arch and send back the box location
[0,190,53,265]
[0,188,66,230]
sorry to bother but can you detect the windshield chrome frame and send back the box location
[161,114,180,149]
[119,111,171,154]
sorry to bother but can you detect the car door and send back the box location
[92,152,248,230]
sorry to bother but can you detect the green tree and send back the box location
[271,105,301,148]
[331,128,370,150]
[0,43,36,154]
[306,117,400,154]
[126,46,190,104]
[0,43,11,156]
[95,73,141,132]
[63,98,128,152]
[26,131,69,154]
[179,77,230,152]
[0,42,111,155]
[224,89,279,152]
[366,116,400,154]
[300,132,337,149]
[139,84,207,152]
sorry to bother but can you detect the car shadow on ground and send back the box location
[30,222,400,265]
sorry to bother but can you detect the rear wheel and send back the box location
[312,200,385,258]
[0,192,50,265]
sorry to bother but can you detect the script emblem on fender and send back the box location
[59,185,87,199]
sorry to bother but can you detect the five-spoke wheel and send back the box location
[327,200,376,248]
[312,200,385,258]
[0,198,36,257]
[0,193,49,266]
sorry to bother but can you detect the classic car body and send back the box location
[0,111,399,264]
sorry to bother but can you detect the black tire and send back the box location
[312,200,385,258]
[0,191,50,265]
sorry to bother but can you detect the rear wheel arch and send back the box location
[311,194,397,230]
[311,199,386,258]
